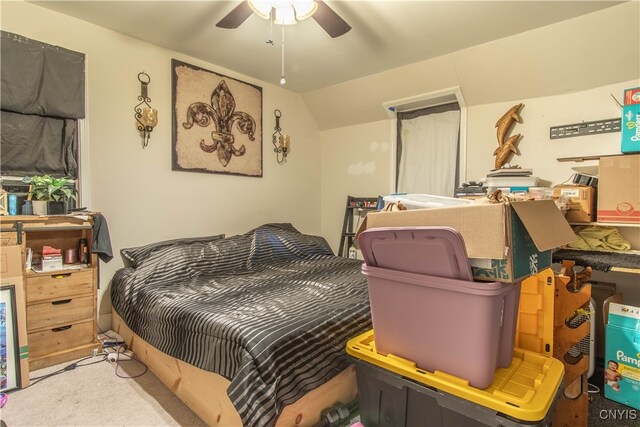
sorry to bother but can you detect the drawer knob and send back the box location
[51,273,72,279]
[51,299,72,305]
[52,325,72,332]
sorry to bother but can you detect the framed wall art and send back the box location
[171,59,263,177]
[1,285,21,392]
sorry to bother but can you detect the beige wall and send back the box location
[320,119,393,252]
[466,81,638,184]
[1,1,322,325]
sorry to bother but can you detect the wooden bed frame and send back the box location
[111,312,358,426]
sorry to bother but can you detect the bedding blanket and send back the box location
[111,224,371,427]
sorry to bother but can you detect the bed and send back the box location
[110,223,371,426]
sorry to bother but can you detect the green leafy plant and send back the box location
[23,175,77,202]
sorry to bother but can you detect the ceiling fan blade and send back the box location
[216,1,253,29]
[312,0,351,38]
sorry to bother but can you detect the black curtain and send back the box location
[1,31,85,179]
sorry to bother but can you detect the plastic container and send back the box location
[362,264,521,389]
[516,268,555,357]
[382,194,471,210]
[8,194,17,215]
[485,176,540,188]
[347,330,564,427]
[358,227,473,281]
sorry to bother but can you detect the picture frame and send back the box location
[171,59,263,177]
[1,285,21,392]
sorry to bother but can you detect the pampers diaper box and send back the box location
[605,302,640,410]
[622,87,640,153]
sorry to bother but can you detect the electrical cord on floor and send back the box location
[12,343,149,393]
[587,383,601,394]
[11,353,109,391]
[105,343,149,379]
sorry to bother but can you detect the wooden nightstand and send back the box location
[1,215,101,371]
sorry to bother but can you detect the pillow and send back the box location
[120,234,225,268]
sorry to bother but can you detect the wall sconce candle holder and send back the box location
[272,109,290,164]
[134,71,158,148]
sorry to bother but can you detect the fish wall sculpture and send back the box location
[494,103,523,169]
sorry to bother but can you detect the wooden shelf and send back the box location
[569,221,639,228]
[556,154,620,162]
[553,248,640,274]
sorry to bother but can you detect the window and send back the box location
[396,102,461,196]
[0,31,86,209]
[384,88,466,197]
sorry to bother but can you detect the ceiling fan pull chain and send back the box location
[280,25,286,85]
[268,15,274,44]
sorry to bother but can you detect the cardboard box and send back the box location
[361,200,576,283]
[604,302,640,410]
[41,255,63,271]
[621,104,640,153]
[553,185,596,223]
[624,87,640,105]
[0,245,29,389]
[597,154,640,223]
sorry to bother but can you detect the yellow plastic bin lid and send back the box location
[346,330,564,422]
[516,268,555,356]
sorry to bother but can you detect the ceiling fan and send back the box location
[216,0,351,38]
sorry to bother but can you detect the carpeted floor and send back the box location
[1,354,205,426]
[2,355,636,426]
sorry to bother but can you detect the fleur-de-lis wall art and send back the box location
[172,59,263,177]
[182,80,256,167]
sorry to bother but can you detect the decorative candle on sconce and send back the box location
[280,134,290,151]
[272,110,290,164]
[141,107,158,130]
[134,72,158,148]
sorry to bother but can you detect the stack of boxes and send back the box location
[551,154,639,226]
[348,199,576,426]
[549,87,640,225]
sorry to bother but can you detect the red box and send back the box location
[624,87,640,105]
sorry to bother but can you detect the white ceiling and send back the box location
[31,0,625,93]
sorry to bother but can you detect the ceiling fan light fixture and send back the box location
[274,5,297,25]
[248,0,272,19]
[293,0,318,20]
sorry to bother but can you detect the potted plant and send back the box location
[23,175,76,215]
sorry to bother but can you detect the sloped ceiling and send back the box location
[302,1,639,129]
[29,1,639,129]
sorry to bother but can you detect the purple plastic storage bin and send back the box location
[363,265,521,389]
[358,227,473,281]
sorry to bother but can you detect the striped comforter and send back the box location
[111,224,371,426]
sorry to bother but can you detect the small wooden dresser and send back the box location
[0,215,101,370]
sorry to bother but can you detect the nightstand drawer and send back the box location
[26,270,93,303]
[27,295,94,332]
[28,320,94,358]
